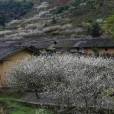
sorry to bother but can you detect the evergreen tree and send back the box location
[90,22,102,37]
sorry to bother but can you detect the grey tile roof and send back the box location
[24,38,114,49]
[54,39,77,48]
[73,38,114,48]
[29,41,52,49]
[0,38,114,60]
[0,46,25,60]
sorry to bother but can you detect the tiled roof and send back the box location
[73,38,114,48]
[0,46,24,60]
[0,38,114,60]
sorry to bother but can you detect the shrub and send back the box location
[103,15,114,37]
[88,22,102,37]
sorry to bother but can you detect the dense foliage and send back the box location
[103,15,114,37]
[72,0,106,8]
[8,54,114,113]
[88,22,102,37]
[0,0,33,26]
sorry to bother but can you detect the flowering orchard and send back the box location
[8,54,114,113]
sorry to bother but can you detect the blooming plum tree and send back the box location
[8,54,114,113]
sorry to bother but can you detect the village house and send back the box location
[0,38,114,87]
[0,40,40,88]
[0,39,56,87]
[72,38,114,57]
[50,38,114,57]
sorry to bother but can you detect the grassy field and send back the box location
[0,93,53,114]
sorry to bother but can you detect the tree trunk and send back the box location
[34,89,40,99]
[84,96,89,114]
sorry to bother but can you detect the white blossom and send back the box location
[8,54,114,112]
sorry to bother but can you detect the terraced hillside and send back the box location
[1,0,114,40]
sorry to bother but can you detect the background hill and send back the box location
[0,0,33,26]
[0,0,114,40]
